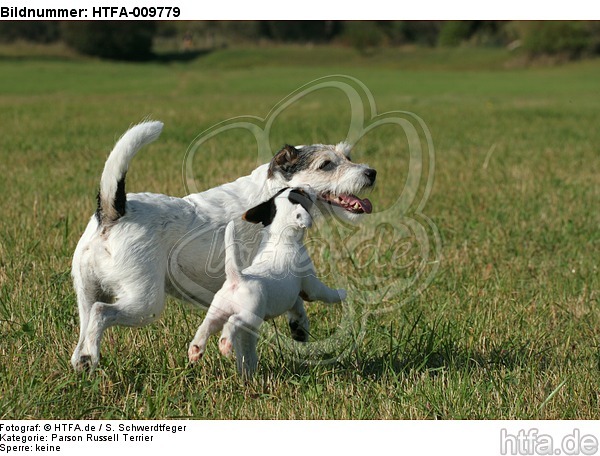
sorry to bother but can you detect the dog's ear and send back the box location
[243,197,277,227]
[268,145,300,179]
[288,188,314,213]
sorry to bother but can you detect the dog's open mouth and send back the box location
[319,192,373,214]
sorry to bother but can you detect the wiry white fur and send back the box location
[70,121,375,372]
[287,143,376,222]
[335,141,353,156]
[187,189,346,378]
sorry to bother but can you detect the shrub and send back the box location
[394,21,442,46]
[438,21,477,46]
[517,21,592,59]
[0,21,60,43]
[341,21,386,54]
[258,21,341,43]
[61,21,156,61]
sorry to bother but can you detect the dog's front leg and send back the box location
[188,295,236,362]
[188,316,226,363]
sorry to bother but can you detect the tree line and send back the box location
[1,21,598,61]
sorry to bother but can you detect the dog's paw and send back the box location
[71,352,98,372]
[73,355,93,372]
[289,320,309,342]
[188,345,203,363]
[219,337,233,357]
[337,289,347,301]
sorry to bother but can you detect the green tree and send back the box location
[61,21,156,60]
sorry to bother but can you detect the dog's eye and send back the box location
[319,160,335,171]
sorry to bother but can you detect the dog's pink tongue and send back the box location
[361,197,373,214]
[345,194,373,214]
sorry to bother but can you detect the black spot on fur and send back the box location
[242,188,313,227]
[95,191,103,223]
[243,195,278,227]
[96,175,127,225]
[114,176,127,218]
[268,145,313,180]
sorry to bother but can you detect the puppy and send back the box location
[71,121,375,371]
[188,188,346,377]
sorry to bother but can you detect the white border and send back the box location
[1,0,599,20]
[1,420,600,456]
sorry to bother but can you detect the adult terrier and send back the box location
[71,121,376,371]
[188,188,346,377]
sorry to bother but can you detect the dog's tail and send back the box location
[96,120,164,225]
[224,221,243,283]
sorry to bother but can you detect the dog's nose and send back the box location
[364,168,377,184]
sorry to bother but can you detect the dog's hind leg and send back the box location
[221,314,259,379]
[233,330,259,379]
[287,296,310,342]
[70,284,97,371]
[73,285,166,371]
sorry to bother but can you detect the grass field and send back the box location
[0,45,598,419]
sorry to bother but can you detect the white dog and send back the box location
[188,188,346,377]
[71,121,376,371]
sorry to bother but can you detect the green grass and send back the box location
[0,46,598,419]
